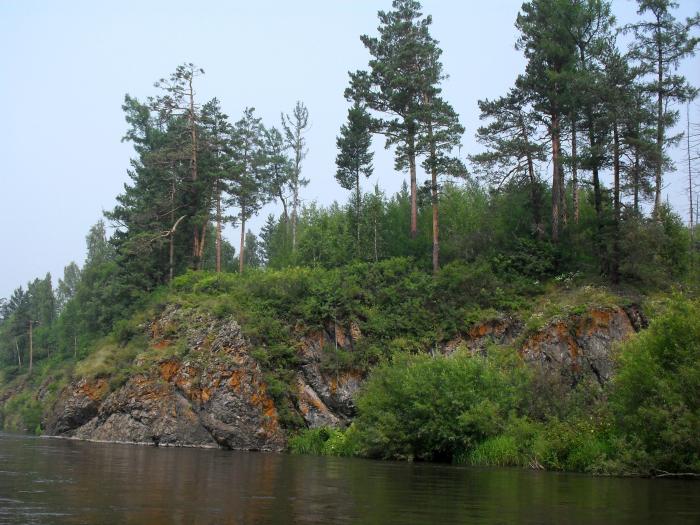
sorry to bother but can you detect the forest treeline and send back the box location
[1,0,699,381]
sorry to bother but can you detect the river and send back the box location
[0,432,698,524]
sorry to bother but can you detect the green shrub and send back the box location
[466,434,522,467]
[352,353,527,462]
[609,295,700,474]
[288,426,359,457]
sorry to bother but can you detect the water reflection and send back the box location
[0,433,698,524]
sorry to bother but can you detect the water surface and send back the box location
[0,432,698,524]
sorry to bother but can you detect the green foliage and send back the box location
[352,353,527,462]
[609,295,700,474]
[288,426,359,457]
[1,391,44,433]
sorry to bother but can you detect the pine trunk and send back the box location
[169,179,176,284]
[239,215,246,274]
[28,321,33,374]
[356,172,362,258]
[571,115,579,224]
[612,120,621,283]
[551,113,561,242]
[521,119,542,238]
[654,41,663,216]
[189,76,200,263]
[634,142,640,214]
[216,182,222,273]
[408,131,418,239]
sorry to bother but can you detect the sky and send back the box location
[1,0,698,299]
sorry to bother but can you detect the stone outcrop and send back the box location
[45,307,285,451]
[519,306,638,386]
[44,303,644,448]
[443,306,643,387]
[295,323,364,428]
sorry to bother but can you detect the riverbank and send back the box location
[1,263,698,477]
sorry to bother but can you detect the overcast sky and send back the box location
[1,0,698,298]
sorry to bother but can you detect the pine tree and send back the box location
[347,0,439,240]
[151,63,208,262]
[567,0,616,228]
[418,94,464,273]
[262,126,294,225]
[200,99,233,273]
[472,88,547,237]
[515,0,579,241]
[335,102,374,256]
[625,0,699,214]
[229,108,269,273]
[56,262,81,312]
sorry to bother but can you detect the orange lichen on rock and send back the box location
[228,370,244,390]
[152,339,171,350]
[77,378,109,401]
[159,360,180,382]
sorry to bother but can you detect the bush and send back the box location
[288,426,358,456]
[352,353,527,462]
[609,295,700,474]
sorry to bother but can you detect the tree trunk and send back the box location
[431,168,439,274]
[571,115,579,224]
[408,130,418,239]
[612,120,621,283]
[28,321,33,374]
[15,338,21,368]
[356,172,362,258]
[198,220,207,270]
[560,161,567,227]
[188,76,201,262]
[521,119,542,238]
[654,38,664,216]
[239,215,246,274]
[373,214,378,263]
[551,113,562,242]
[687,104,694,240]
[634,142,640,214]
[216,181,222,273]
[169,179,176,284]
[424,104,440,274]
[291,183,298,251]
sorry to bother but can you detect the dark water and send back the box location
[0,433,699,524]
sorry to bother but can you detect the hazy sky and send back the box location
[1,0,698,298]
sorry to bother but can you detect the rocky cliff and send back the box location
[44,303,644,449]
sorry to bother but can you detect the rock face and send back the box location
[295,324,364,428]
[45,303,644,448]
[518,306,642,386]
[45,307,286,451]
[443,306,643,387]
